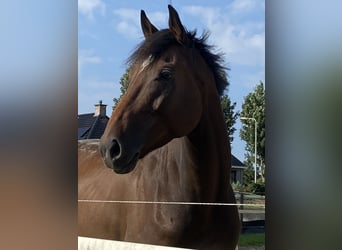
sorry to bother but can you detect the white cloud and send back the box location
[112,9,140,39]
[148,11,168,26]
[78,49,102,76]
[182,6,219,26]
[78,0,105,19]
[183,4,264,67]
[231,0,257,13]
[79,30,99,40]
[111,4,264,66]
[112,9,167,39]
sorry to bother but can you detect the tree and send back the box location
[243,165,255,185]
[112,68,239,143]
[221,94,238,143]
[240,81,265,182]
[218,69,239,143]
[113,68,130,109]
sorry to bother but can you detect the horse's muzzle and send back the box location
[99,138,139,174]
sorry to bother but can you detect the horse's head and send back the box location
[100,5,225,174]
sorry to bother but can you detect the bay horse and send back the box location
[78,5,240,249]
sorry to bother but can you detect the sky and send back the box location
[78,0,265,161]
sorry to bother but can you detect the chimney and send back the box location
[94,100,106,117]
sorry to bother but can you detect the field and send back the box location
[239,233,265,247]
[237,192,265,249]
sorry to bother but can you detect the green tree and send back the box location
[240,81,265,182]
[221,94,238,143]
[243,165,255,185]
[112,68,239,144]
[218,69,239,143]
[113,68,130,109]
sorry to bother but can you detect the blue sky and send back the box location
[78,0,265,161]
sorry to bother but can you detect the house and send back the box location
[231,155,246,184]
[78,101,109,140]
[78,102,246,182]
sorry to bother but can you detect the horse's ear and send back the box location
[168,5,188,45]
[141,10,158,38]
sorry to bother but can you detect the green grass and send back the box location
[238,233,265,247]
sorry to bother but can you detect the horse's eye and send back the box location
[159,69,172,81]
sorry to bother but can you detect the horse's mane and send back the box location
[127,29,229,96]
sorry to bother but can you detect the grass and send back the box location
[238,233,265,247]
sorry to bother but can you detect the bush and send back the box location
[245,181,265,195]
[232,179,265,195]
[231,181,244,192]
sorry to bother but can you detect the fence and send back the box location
[78,193,265,249]
[78,237,193,250]
[78,237,247,250]
[235,192,265,234]
[235,192,265,219]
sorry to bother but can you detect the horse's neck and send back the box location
[188,93,232,203]
[136,137,200,202]
[136,94,232,203]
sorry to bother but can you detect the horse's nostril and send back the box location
[110,139,121,160]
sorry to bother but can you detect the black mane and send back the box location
[127,29,229,96]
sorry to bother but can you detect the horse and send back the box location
[78,5,240,249]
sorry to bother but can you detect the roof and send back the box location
[78,113,109,140]
[231,155,246,169]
